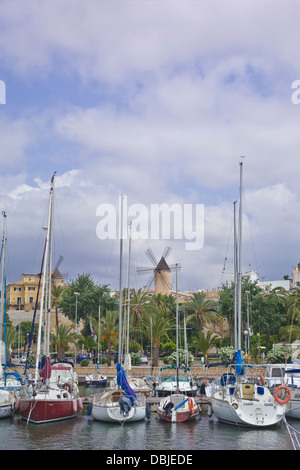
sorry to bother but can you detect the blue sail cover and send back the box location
[234,350,245,376]
[116,363,138,405]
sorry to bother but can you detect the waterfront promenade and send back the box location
[72,363,266,383]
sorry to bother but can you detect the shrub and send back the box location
[164,349,194,367]
[266,346,292,364]
[219,346,235,362]
[131,353,142,366]
[80,359,89,367]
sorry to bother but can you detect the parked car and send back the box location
[141,355,148,364]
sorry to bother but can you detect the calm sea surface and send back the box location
[0,385,299,451]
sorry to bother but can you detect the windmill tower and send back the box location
[52,255,67,287]
[137,247,179,295]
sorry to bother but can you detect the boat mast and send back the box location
[0,212,7,384]
[176,263,179,392]
[46,173,55,357]
[233,201,238,352]
[125,221,132,375]
[237,160,243,351]
[118,195,124,365]
[0,211,7,354]
[34,174,55,383]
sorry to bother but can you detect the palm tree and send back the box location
[191,330,219,365]
[286,287,300,326]
[129,289,151,342]
[53,324,75,361]
[51,285,66,328]
[185,292,219,333]
[139,303,175,367]
[98,310,119,366]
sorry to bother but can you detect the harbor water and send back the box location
[0,386,299,451]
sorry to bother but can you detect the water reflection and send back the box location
[0,396,298,450]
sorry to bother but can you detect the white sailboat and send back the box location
[18,174,81,424]
[90,195,147,424]
[157,264,199,422]
[210,161,287,427]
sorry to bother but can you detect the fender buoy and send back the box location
[260,374,265,386]
[188,397,195,413]
[274,385,291,405]
[72,399,78,413]
[77,397,83,410]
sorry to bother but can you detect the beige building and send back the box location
[7,269,65,311]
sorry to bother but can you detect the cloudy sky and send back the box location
[1,0,300,293]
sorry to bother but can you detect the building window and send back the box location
[29,297,34,303]
[14,287,21,291]
[28,287,35,291]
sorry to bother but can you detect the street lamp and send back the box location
[244,330,248,355]
[74,292,80,365]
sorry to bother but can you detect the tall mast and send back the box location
[233,201,238,351]
[176,263,179,391]
[125,221,132,374]
[237,160,243,351]
[0,212,7,380]
[118,195,124,364]
[34,174,55,383]
[0,211,7,348]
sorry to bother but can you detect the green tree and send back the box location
[185,292,219,334]
[129,288,151,342]
[52,324,75,361]
[253,289,286,353]
[139,299,175,367]
[95,310,119,366]
[191,330,219,365]
[58,274,116,335]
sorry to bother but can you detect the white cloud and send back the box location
[1,1,300,291]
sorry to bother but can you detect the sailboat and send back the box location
[18,174,81,424]
[90,196,147,424]
[0,211,17,418]
[210,161,287,427]
[157,264,199,422]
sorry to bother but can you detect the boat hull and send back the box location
[210,394,285,427]
[18,398,78,424]
[157,407,198,423]
[157,394,199,423]
[85,380,107,387]
[0,404,14,419]
[91,403,146,423]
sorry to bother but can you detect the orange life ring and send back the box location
[260,374,265,386]
[188,397,195,413]
[274,385,291,405]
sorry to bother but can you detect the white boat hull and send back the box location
[0,404,14,419]
[91,403,146,423]
[0,390,15,419]
[211,386,285,427]
[90,389,146,423]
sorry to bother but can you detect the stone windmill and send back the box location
[137,247,180,295]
